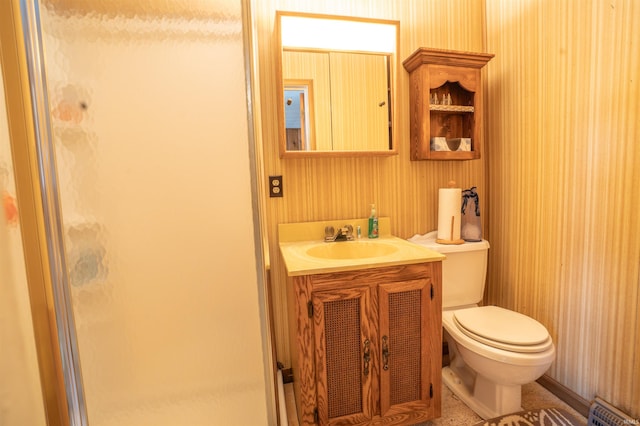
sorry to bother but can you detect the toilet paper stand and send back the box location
[436,181,465,245]
[436,215,464,245]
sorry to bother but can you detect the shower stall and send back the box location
[0,0,274,424]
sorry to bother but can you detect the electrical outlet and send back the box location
[269,175,283,198]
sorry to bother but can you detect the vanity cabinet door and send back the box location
[378,278,441,420]
[311,286,375,425]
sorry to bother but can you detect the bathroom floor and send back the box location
[283,380,588,425]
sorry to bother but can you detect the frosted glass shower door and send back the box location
[34,1,269,424]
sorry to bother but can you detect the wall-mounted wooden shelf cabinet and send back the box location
[403,48,493,160]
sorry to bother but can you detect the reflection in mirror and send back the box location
[276,12,399,157]
[284,81,313,150]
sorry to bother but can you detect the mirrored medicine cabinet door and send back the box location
[276,12,399,157]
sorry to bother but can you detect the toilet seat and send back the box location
[453,306,553,354]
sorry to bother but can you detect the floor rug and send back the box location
[472,407,584,426]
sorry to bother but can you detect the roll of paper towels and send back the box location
[437,185,463,244]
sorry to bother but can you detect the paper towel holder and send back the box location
[435,215,465,245]
[436,181,465,245]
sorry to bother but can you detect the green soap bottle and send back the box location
[368,204,379,238]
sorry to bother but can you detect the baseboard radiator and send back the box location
[588,397,637,426]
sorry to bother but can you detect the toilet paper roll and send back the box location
[437,187,464,244]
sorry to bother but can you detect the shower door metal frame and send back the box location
[15,0,89,424]
[1,0,81,424]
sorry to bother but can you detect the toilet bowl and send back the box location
[408,231,556,419]
[442,307,555,419]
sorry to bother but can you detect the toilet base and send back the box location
[442,366,523,420]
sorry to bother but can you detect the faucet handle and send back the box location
[324,226,335,242]
[344,224,354,236]
[343,224,354,240]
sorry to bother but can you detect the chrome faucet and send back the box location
[324,225,354,242]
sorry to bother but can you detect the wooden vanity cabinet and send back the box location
[287,262,442,425]
[403,48,493,161]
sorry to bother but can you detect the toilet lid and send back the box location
[453,306,552,353]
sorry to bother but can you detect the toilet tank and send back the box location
[408,231,490,309]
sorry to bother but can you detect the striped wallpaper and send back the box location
[484,0,640,416]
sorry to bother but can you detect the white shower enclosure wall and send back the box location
[15,0,272,424]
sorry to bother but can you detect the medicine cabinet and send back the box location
[276,12,399,157]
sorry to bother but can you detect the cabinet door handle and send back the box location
[382,335,389,371]
[363,339,371,376]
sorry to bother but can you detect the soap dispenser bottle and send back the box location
[368,204,379,238]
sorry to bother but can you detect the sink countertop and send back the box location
[278,219,445,276]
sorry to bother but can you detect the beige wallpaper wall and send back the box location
[484,0,640,417]
[253,0,640,418]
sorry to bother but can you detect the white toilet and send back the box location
[409,231,555,420]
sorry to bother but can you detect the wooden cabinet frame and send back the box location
[287,262,442,425]
[403,48,493,161]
